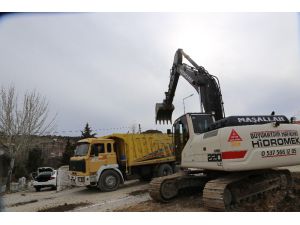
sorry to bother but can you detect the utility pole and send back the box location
[183,94,194,114]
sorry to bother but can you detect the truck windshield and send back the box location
[74,143,90,156]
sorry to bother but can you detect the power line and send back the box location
[44,126,132,135]
[0,126,133,137]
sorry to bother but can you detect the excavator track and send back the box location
[149,172,208,203]
[149,173,184,202]
[149,169,293,211]
[203,169,293,211]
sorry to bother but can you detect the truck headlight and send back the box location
[78,177,85,182]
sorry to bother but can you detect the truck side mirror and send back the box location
[167,129,172,135]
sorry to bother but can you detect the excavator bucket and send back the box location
[155,102,174,124]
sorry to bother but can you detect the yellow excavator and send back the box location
[149,49,300,211]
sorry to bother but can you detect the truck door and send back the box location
[106,142,117,165]
[89,143,106,172]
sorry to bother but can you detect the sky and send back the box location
[0,12,299,136]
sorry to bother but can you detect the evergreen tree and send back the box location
[61,138,75,165]
[81,123,96,138]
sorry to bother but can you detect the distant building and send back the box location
[40,139,65,158]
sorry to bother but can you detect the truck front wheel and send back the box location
[98,170,120,192]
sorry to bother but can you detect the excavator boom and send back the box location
[155,49,225,124]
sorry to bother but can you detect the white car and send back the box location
[33,167,57,192]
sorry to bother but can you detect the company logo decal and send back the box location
[228,129,242,147]
[250,130,300,148]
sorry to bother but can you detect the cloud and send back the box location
[0,13,299,136]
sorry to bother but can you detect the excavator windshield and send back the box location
[190,114,214,134]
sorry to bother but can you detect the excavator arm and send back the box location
[155,49,225,124]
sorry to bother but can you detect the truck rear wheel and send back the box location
[156,164,173,177]
[98,170,120,192]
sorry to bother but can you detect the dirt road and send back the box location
[3,180,152,212]
[3,179,207,212]
[3,168,300,212]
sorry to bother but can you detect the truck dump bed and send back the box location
[104,133,174,167]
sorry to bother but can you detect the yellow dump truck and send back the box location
[69,133,175,191]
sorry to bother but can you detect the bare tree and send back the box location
[0,85,55,191]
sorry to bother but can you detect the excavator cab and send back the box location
[173,113,214,163]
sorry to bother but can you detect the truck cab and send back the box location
[70,138,123,190]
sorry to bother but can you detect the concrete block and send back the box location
[56,165,71,192]
[18,177,26,190]
[10,182,19,192]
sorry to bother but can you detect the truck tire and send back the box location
[139,166,153,181]
[156,164,173,177]
[98,170,120,192]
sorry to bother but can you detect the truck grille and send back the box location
[69,160,86,173]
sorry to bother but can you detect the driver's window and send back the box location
[90,143,105,156]
[90,145,97,156]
